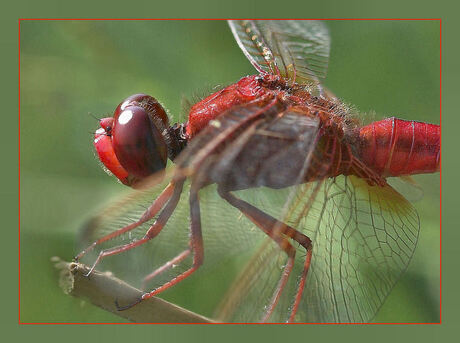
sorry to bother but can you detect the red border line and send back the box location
[18,18,21,325]
[17,18,442,21]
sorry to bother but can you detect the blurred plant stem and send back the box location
[52,257,213,323]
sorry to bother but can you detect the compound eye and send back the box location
[112,95,169,179]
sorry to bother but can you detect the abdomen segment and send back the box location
[358,117,440,177]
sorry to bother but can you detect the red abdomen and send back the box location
[358,117,440,177]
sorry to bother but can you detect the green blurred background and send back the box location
[19,20,440,323]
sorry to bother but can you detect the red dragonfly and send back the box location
[76,20,440,323]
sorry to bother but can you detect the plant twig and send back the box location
[52,257,214,323]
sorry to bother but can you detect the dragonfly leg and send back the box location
[140,184,204,301]
[218,188,312,323]
[82,181,183,277]
[288,243,312,323]
[141,249,190,290]
[74,182,175,261]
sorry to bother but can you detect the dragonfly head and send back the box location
[94,94,171,188]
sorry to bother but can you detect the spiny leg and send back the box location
[141,250,190,291]
[82,181,183,277]
[74,183,175,262]
[139,183,204,302]
[218,188,312,323]
[288,245,312,322]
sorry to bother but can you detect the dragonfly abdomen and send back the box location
[358,117,440,177]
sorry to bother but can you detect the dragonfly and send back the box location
[75,20,440,323]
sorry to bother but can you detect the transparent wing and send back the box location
[215,175,420,323]
[228,20,330,86]
[214,181,325,322]
[296,176,420,322]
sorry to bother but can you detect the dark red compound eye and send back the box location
[112,94,169,180]
[93,94,170,188]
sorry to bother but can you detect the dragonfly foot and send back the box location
[82,265,96,278]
